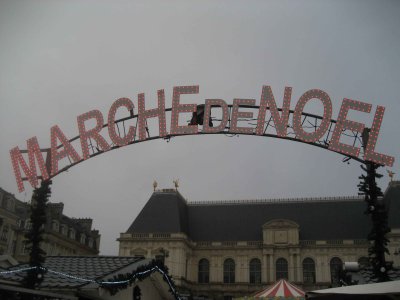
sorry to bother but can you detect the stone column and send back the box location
[289,254,294,281]
[262,254,268,283]
[296,254,302,283]
[269,254,274,282]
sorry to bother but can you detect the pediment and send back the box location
[130,248,147,255]
[262,219,299,229]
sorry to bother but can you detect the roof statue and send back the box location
[153,180,158,191]
[173,179,179,190]
[387,169,396,181]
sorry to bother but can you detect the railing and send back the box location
[247,241,262,246]
[354,239,369,245]
[300,240,316,246]
[327,240,344,245]
[152,233,171,238]
[196,241,212,247]
[131,233,150,238]
[189,195,364,206]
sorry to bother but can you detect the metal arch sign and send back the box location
[10,85,395,192]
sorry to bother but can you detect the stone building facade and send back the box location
[118,182,400,299]
[0,187,100,262]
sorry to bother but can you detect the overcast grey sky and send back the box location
[1,0,399,255]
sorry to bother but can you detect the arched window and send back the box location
[358,256,369,269]
[276,258,288,280]
[249,258,261,284]
[330,257,343,286]
[198,258,210,283]
[223,258,235,283]
[302,258,316,283]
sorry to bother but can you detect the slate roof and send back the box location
[127,182,400,242]
[0,256,149,288]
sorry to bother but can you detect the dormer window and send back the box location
[80,233,86,244]
[60,225,67,235]
[52,220,59,231]
[0,226,9,242]
[25,220,32,230]
[88,237,94,248]
[69,228,75,239]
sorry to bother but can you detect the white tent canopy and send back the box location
[306,280,400,299]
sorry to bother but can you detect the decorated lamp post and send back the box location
[358,129,391,282]
[23,180,52,290]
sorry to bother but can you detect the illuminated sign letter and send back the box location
[170,86,199,135]
[50,125,82,175]
[10,137,49,192]
[329,99,371,157]
[364,106,394,167]
[293,89,332,143]
[230,99,256,134]
[77,110,110,160]
[108,98,136,146]
[138,90,167,140]
[203,99,229,133]
[256,86,292,136]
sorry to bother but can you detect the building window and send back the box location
[223,258,235,284]
[21,241,29,254]
[6,196,14,211]
[303,258,316,283]
[61,225,67,235]
[330,257,343,286]
[276,258,288,280]
[16,219,23,229]
[358,256,369,269]
[88,237,94,248]
[52,221,59,232]
[49,243,55,255]
[1,225,9,242]
[80,234,86,244]
[69,228,75,240]
[249,258,261,284]
[155,248,169,264]
[25,220,32,231]
[11,240,17,255]
[198,258,210,283]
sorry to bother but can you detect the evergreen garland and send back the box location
[23,180,52,289]
[99,259,180,299]
[358,163,391,282]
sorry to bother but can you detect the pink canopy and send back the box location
[254,279,305,298]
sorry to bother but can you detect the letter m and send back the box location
[10,137,49,192]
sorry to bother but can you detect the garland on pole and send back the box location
[358,162,391,282]
[23,180,52,289]
[358,129,391,282]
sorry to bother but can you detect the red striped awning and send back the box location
[254,279,305,298]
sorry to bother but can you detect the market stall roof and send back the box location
[254,279,305,298]
[306,280,400,299]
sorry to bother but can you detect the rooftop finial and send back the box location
[387,169,395,182]
[173,179,179,190]
[153,180,158,191]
